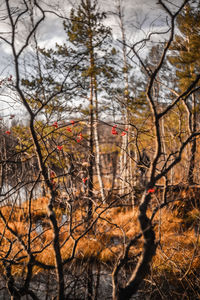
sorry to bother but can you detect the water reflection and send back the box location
[0,183,42,206]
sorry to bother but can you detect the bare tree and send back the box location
[112,1,200,299]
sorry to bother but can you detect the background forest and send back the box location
[0,0,200,299]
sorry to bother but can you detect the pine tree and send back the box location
[63,0,117,206]
[168,2,200,184]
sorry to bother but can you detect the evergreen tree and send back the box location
[169,3,200,89]
[168,2,200,184]
[63,0,117,206]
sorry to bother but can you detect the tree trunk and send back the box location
[30,119,65,300]
[120,123,128,195]
[112,193,157,300]
[117,1,131,198]
[187,94,197,184]
[183,93,197,185]
[87,77,94,220]
[94,86,106,202]
[48,203,65,300]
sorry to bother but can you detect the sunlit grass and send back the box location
[0,191,199,280]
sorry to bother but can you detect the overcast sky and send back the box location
[0,0,183,70]
[0,0,185,119]
[37,0,166,46]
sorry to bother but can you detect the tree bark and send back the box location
[112,192,157,300]
[187,94,197,184]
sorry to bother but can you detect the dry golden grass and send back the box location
[99,245,122,263]
[0,194,199,280]
[152,207,200,277]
